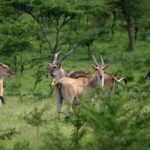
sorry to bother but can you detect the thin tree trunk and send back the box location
[122,7,135,50]
[39,42,42,58]
[126,17,135,50]
[27,12,52,56]
[111,10,116,36]
[53,18,60,59]
[87,45,91,60]
[86,16,89,27]
[134,19,138,42]
[134,26,138,42]
[38,32,43,58]
[40,24,52,52]
[20,51,24,75]
[13,56,17,73]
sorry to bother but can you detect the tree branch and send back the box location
[29,11,52,51]
[60,15,75,29]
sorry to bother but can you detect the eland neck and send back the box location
[89,73,105,88]
[55,67,66,81]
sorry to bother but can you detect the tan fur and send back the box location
[103,73,115,89]
[104,73,126,89]
[92,65,127,89]
[0,79,3,96]
[54,74,100,112]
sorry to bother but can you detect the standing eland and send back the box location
[47,49,89,84]
[92,55,127,90]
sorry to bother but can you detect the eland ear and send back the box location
[103,65,109,70]
[57,63,61,68]
[47,63,53,67]
[91,64,97,70]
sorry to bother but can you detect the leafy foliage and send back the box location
[0,128,18,140]
[23,106,48,127]
[13,140,31,150]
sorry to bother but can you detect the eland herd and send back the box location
[0,49,149,112]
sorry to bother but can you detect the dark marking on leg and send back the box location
[0,96,5,104]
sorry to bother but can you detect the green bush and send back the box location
[13,140,30,150]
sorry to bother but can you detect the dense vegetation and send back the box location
[0,0,150,150]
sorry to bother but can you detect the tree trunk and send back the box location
[111,10,116,36]
[134,18,138,42]
[39,24,52,56]
[27,12,52,58]
[122,7,135,50]
[134,26,138,42]
[87,45,91,60]
[53,20,60,58]
[39,42,42,58]
[13,56,17,73]
[126,18,135,50]
[20,51,24,75]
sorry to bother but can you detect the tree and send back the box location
[64,0,111,59]
[4,0,78,59]
[0,3,36,72]
[78,31,97,59]
[107,0,150,50]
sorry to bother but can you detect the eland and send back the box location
[0,63,15,106]
[92,55,127,90]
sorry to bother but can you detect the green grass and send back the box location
[0,96,74,150]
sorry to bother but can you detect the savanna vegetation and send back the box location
[0,0,150,150]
